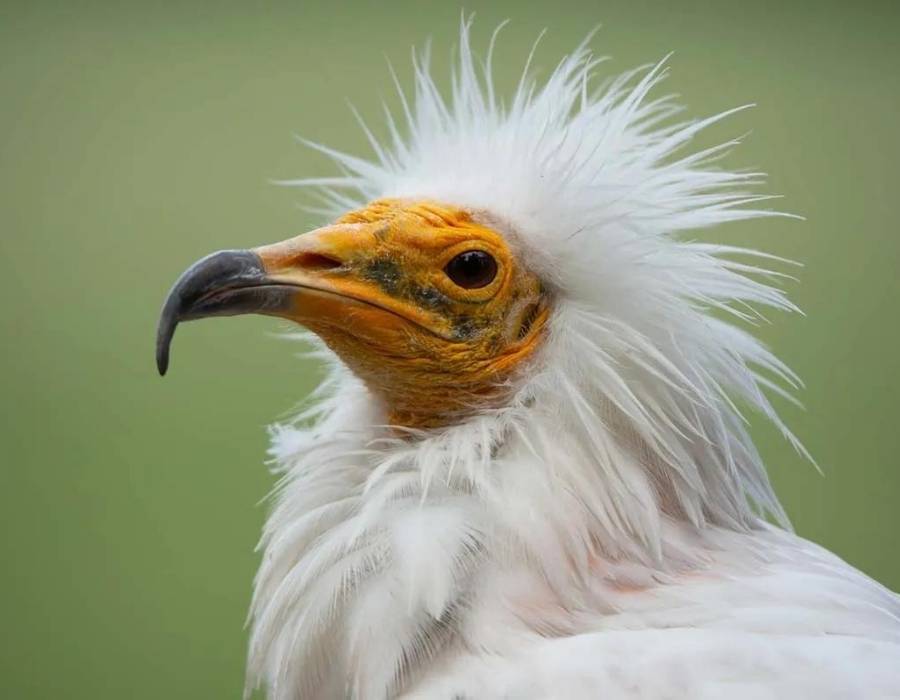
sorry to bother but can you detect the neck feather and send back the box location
[245,300,794,696]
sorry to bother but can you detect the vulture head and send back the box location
[156,21,813,700]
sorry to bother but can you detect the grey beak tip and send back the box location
[156,299,178,377]
[156,345,170,376]
[154,249,266,377]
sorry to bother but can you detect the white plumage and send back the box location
[244,21,900,699]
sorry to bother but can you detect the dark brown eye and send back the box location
[444,250,497,289]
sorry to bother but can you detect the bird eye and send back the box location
[444,250,497,289]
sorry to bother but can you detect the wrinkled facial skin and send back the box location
[157,198,549,429]
[259,199,549,428]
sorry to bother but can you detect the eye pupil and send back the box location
[444,250,497,289]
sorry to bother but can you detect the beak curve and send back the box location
[155,249,290,376]
[156,223,444,378]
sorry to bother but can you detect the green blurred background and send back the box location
[2,1,898,697]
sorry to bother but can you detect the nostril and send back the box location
[294,252,343,271]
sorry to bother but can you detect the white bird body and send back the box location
[251,379,900,699]
[404,532,900,699]
[161,21,900,700]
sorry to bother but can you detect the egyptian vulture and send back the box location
[156,22,900,700]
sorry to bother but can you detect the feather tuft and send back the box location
[239,22,864,700]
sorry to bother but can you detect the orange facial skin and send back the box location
[254,199,549,429]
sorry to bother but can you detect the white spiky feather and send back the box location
[246,21,900,700]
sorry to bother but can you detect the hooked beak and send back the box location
[156,225,353,376]
[155,249,290,376]
[155,224,435,376]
